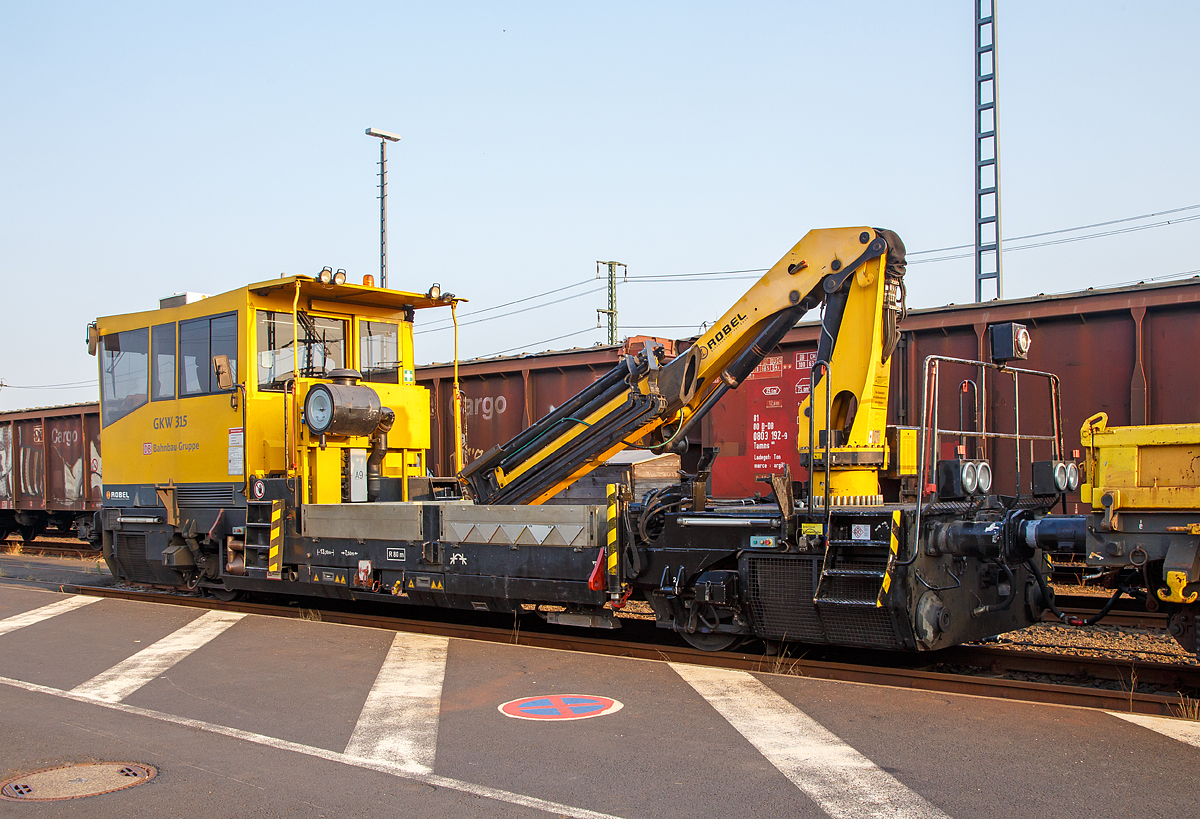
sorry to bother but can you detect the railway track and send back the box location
[1,536,97,559]
[55,581,1200,719]
[1046,593,1171,629]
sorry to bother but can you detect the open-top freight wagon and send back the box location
[0,403,102,543]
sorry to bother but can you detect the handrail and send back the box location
[905,354,1064,566]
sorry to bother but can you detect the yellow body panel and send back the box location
[98,288,249,486]
[1079,412,1200,512]
[797,252,892,501]
[95,276,440,498]
[692,228,880,385]
[889,427,919,476]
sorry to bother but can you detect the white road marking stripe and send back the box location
[344,631,448,774]
[0,595,99,637]
[670,663,951,819]
[0,674,623,819]
[1108,711,1200,749]
[71,610,245,703]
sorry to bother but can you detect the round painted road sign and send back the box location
[498,694,623,721]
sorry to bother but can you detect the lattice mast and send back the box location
[975,0,1004,301]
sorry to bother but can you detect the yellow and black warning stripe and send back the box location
[876,509,901,607]
[605,484,620,593]
[267,500,284,579]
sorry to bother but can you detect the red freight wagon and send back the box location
[704,348,817,497]
[419,279,1200,509]
[702,278,1200,508]
[0,402,102,542]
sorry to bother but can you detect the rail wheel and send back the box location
[680,630,741,651]
[678,602,742,651]
[19,525,40,544]
[207,586,244,602]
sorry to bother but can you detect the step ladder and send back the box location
[245,499,284,580]
[813,535,889,608]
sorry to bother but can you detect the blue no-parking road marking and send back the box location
[499,694,624,721]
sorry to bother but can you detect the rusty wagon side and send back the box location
[0,402,102,543]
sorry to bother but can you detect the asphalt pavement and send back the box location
[0,571,1197,818]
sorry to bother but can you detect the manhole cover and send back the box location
[0,762,156,802]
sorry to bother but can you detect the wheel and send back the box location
[680,630,741,652]
[207,586,244,602]
[19,526,39,544]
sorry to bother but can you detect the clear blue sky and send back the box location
[2,1,1197,410]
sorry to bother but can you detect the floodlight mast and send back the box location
[365,127,401,288]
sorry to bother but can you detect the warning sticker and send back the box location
[228,427,244,476]
[498,695,624,721]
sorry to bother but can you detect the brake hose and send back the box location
[1025,558,1125,626]
[1026,558,1076,624]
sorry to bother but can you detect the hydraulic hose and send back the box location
[1026,558,1129,626]
[1025,558,1080,625]
[972,563,1016,617]
[1079,588,1125,626]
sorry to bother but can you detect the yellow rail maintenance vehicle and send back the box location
[89,271,443,596]
[88,228,1095,652]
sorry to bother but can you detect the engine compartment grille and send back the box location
[113,532,155,584]
[176,484,237,508]
[745,555,825,641]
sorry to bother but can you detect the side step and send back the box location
[813,598,879,608]
[543,611,622,629]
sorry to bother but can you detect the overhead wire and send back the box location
[0,379,95,390]
[488,327,601,356]
[909,214,1200,265]
[907,202,1200,256]
[415,286,606,335]
[417,277,596,330]
[415,202,1200,347]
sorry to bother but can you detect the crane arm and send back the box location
[459,227,903,505]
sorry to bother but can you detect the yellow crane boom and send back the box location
[460,226,906,505]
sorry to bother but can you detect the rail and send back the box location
[57,582,1200,718]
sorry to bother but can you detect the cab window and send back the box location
[179,313,238,396]
[256,310,346,391]
[359,320,399,383]
[151,323,176,401]
[100,328,149,426]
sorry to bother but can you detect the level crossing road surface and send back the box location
[0,583,1197,818]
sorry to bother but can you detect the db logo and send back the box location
[762,386,781,396]
[143,443,153,455]
[251,479,266,500]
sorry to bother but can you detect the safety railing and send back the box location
[910,354,1063,555]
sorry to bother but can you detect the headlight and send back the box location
[976,461,993,493]
[1067,462,1080,491]
[334,268,347,285]
[1016,326,1032,357]
[303,382,385,437]
[1054,461,1069,491]
[318,266,334,284]
[304,386,335,433]
[961,461,978,494]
